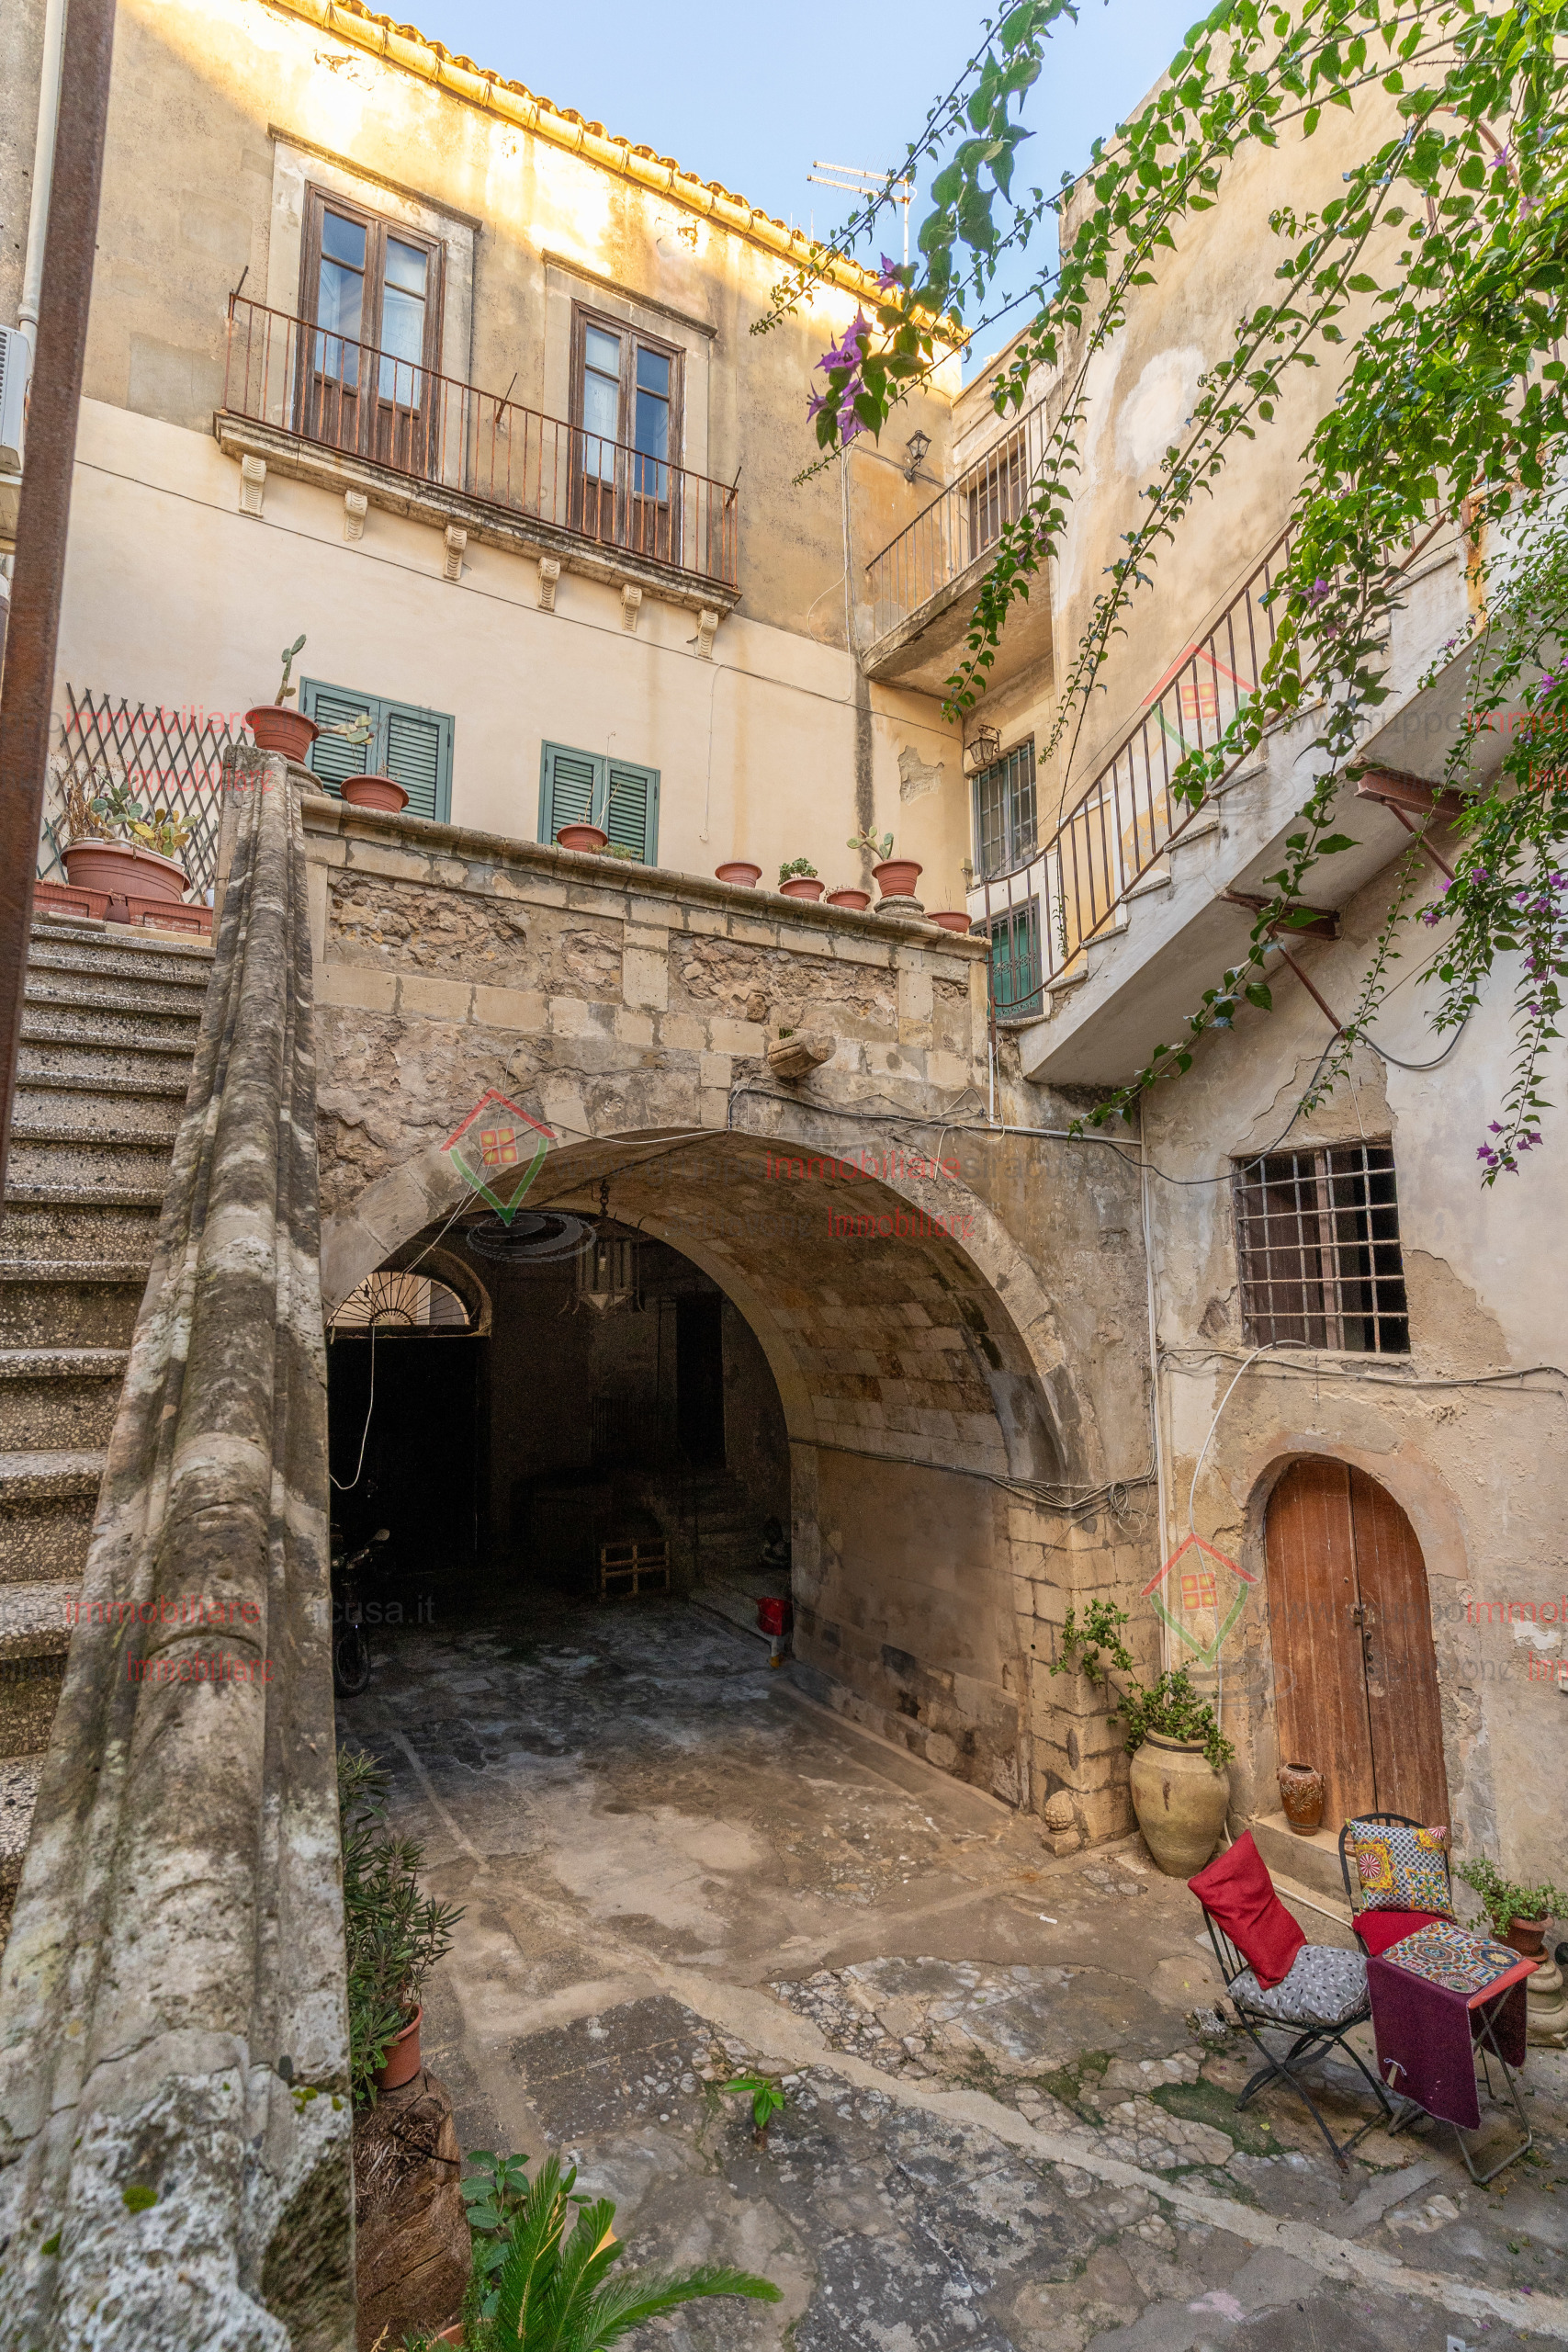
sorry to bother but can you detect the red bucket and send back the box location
[757,1597,793,1637]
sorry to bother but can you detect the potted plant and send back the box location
[245,633,320,762]
[62,775,194,904]
[928,910,973,934]
[778,857,824,900]
[340,1746,464,2104]
[826,886,872,910]
[850,826,922,899]
[1050,1598,1235,1876]
[557,816,609,853]
[1456,1857,1567,1957]
[341,773,410,812]
[446,2147,779,2348]
[716,860,762,887]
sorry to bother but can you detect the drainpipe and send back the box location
[1140,1126,1173,1676]
[17,0,71,367]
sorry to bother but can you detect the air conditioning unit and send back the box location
[0,324,29,474]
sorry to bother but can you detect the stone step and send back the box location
[1250,1809,1350,1904]
[17,1034,196,1089]
[0,1262,151,1349]
[21,992,201,1047]
[0,1450,106,1583]
[12,1081,184,1141]
[25,965,210,1017]
[29,915,214,980]
[0,1580,77,1662]
[0,1350,130,1451]
[6,1128,177,1193]
[0,1755,45,1926]
[0,1654,67,1763]
[0,1196,163,1260]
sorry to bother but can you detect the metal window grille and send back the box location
[1234,1142,1410,1353]
[974,741,1037,880]
[39,685,238,898]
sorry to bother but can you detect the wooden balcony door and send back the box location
[569,307,682,562]
[299,188,443,477]
[1265,1458,1449,1831]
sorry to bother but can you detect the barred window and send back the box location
[1234,1143,1410,1353]
[973,739,1036,879]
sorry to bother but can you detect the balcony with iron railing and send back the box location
[217,296,740,607]
[971,514,1475,1085]
[860,392,1055,693]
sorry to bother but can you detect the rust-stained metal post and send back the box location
[0,0,118,1193]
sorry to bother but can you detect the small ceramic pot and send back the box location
[1277,1760,1325,1836]
[1129,1731,1230,1876]
[340,773,409,812]
[928,910,972,933]
[1504,1917,1548,1960]
[872,858,923,899]
[779,876,825,900]
[716,861,762,887]
[245,705,319,761]
[826,888,871,910]
[376,2005,423,2091]
[62,839,188,904]
[557,821,609,853]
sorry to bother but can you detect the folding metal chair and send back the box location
[1200,1905,1394,2169]
[1338,1812,1532,2184]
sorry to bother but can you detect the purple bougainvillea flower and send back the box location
[876,254,903,292]
[1489,145,1511,170]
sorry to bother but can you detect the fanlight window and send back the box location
[330,1270,471,1333]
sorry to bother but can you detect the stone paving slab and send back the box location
[346,1594,1568,2347]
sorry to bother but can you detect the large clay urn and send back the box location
[1277,1761,1325,1836]
[1129,1730,1230,1875]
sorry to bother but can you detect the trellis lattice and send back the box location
[39,686,245,898]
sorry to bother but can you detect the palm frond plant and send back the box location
[455,2151,779,2349]
[339,1745,464,2106]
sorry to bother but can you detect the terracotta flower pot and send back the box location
[928,910,971,933]
[245,705,319,761]
[62,838,188,904]
[557,821,609,853]
[340,773,410,812]
[779,876,825,900]
[1277,1760,1325,1836]
[1129,1730,1230,1876]
[376,2005,423,2091]
[716,861,762,887]
[872,859,923,899]
[827,888,871,910]
[1504,1917,1548,1960]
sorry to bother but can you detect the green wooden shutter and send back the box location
[385,706,451,822]
[301,680,453,820]
[539,743,601,844]
[302,683,374,790]
[604,760,659,863]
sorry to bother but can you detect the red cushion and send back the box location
[1189,1831,1308,1988]
[1352,1905,1450,1957]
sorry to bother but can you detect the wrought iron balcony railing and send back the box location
[864,390,1053,643]
[221,296,739,592]
[976,530,1295,1023]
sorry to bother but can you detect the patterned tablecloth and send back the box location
[1367,1924,1536,2132]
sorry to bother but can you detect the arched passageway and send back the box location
[324,1127,1084,1815]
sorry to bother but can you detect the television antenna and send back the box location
[807,162,913,267]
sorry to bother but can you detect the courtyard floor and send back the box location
[344,1593,1568,2351]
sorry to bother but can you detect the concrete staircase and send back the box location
[0,912,211,1942]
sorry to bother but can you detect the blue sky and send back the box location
[407,0,1196,369]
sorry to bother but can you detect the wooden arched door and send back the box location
[1265,1459,1449,1829]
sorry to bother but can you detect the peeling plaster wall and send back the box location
[304,796,1163,1832]
[1137,856,1568,1888]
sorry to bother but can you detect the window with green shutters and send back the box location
[299,679,454,822]
[989,899,1042,1015]
[538,742,660,864]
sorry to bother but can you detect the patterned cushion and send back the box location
[1230,1943,1370,2027]
[1348,1820,1452,1914]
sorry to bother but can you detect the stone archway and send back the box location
[321,1123,1106,1819]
